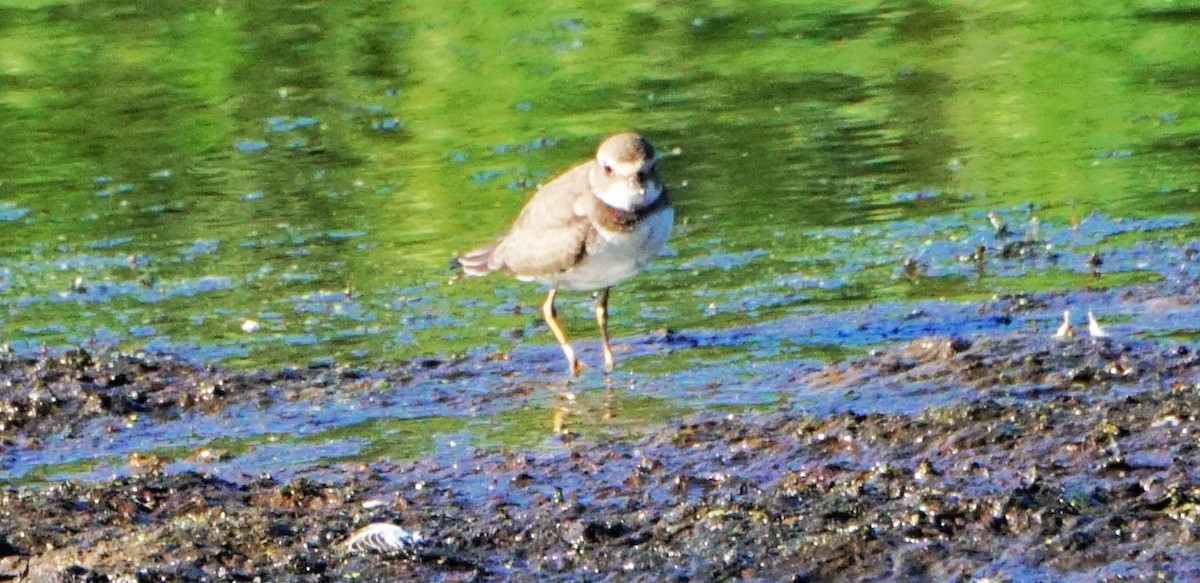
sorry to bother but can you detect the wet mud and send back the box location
[5,287,1200,581]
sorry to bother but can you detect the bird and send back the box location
[1087,311,1109,338]
[457,133,674,377]
[1053,310,1075,339]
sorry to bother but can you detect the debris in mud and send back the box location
[805,332,1199,399]
[0,349,422,442]
[3,329,1200,580]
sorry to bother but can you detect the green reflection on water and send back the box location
[472,391,692,450]
[298,415,470,461]
[13,457,101,485]
[1,1,1197,368]
[3,0,1200,481]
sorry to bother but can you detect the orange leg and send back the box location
[542,287,584,377]
[595,287,615,374]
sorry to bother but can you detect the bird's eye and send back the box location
[603,164,613,176]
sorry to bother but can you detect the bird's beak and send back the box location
[631,164,656,195]
[629,176,646,196]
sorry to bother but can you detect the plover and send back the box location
[457,133,673,377]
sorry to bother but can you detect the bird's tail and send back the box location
[455,242,500,277]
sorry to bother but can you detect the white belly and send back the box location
[547,208,673,291]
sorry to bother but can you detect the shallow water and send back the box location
[2,0,1200,482]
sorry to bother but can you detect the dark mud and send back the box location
[5,296,1200,581]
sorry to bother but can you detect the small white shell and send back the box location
[344,523,424,553]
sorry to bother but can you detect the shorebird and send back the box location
[1053,310,1075,339]
[457,133,674,377]
[1087,311,1109,338]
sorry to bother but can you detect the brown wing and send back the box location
[487,162,596,278]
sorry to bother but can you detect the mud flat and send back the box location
[3,304,1200,581]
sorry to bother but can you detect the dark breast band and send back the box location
[592,190,672,233]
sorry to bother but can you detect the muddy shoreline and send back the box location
[4,301,1200,580]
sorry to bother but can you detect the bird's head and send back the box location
[589,133,663,211]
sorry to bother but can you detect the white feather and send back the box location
[344,523,425,553]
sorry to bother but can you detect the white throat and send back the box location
[595,181,662,212]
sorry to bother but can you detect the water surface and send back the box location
[2,0,1199,481]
